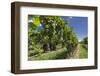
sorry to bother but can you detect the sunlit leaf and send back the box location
[32,16,40,27]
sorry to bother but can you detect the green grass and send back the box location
[79,44,88,58]
[28,47,68,60]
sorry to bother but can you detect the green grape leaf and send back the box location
[32,16,40,27]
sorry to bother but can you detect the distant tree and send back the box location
[80,37,88,45]
[83,37,88,44]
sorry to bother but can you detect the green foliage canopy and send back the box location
[28,15,78,53]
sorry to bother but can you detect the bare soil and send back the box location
[67,44,80,59]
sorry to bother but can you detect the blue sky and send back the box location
[28,15,88,42]
[62,16,88,41]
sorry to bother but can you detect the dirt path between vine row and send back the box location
[67,44,80,59]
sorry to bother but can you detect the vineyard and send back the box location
[28,15,88,60]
